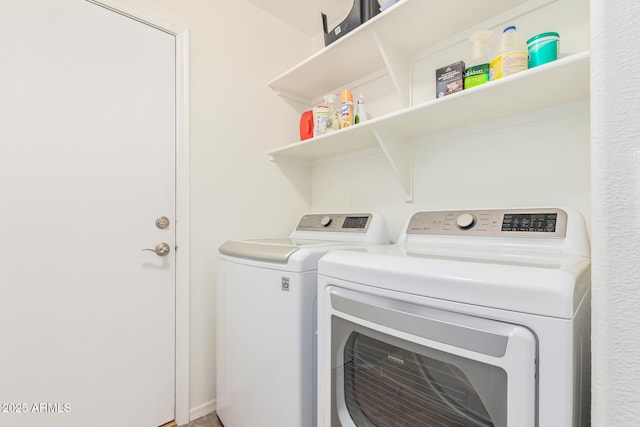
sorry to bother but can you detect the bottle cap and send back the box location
[503,25,516,32]
[340,89,353,101]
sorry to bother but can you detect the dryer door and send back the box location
[323,286,537,427]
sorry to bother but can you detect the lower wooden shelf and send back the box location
[268,51,590,201]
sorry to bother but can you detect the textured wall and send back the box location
[591,0,640,425]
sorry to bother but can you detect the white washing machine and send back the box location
[216,213,388,427]
[317,208,591,427]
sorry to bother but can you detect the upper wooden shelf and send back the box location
[267,0,533,103]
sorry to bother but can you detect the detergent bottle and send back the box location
[490,25,528,80]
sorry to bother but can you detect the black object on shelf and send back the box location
[322,0,381,47]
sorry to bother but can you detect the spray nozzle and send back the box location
[323,93,336,106]
[468,30,493,63]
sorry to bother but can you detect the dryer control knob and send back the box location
[320,216,332,227]
[456,213,476,230]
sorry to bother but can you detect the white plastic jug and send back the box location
[490,25,528,80]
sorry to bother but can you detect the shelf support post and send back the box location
[373,33,411,108]
[372,128,412,202]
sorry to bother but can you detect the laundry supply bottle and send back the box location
[490,25,528,81]
[340,89,354,128]
[324,94,340,133]
[354,94,367,124]
[464,30,492,89]
[312,97,330,137]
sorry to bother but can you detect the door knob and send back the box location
[142,242,171,256]
[156,216,170,229]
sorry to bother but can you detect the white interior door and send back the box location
[0,1,176,426]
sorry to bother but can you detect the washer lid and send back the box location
[218,238,342,263]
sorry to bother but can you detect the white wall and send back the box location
[310,0,591,242]
[591,0,640,425]
[312,106,591,241]
[115,0,312,419]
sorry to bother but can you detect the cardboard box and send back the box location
[436,61,465,98]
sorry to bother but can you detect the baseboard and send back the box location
[189,399,216,421]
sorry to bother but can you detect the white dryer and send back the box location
[317,208,590,427]
[216,213,388,427]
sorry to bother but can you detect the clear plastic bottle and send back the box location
[464,30,493,89]
[312,96,331,137]
[490,25,528,81]
[355,94,367,124]
[324,94,340,133]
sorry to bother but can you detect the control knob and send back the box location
[456,213,476,230]
[320,216,332,227]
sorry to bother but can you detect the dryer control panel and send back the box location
[296,213,371,233]
[407,208,568,238]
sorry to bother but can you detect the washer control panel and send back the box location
[407,208,567,238]
[296,213,371,233]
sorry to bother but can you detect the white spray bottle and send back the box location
[355,94,367,124]
[464,30,493,89]
[324,93,340,133]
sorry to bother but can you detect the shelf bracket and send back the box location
[372,128,412,202]
[373,33,411,108]
[268,87,313,107]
